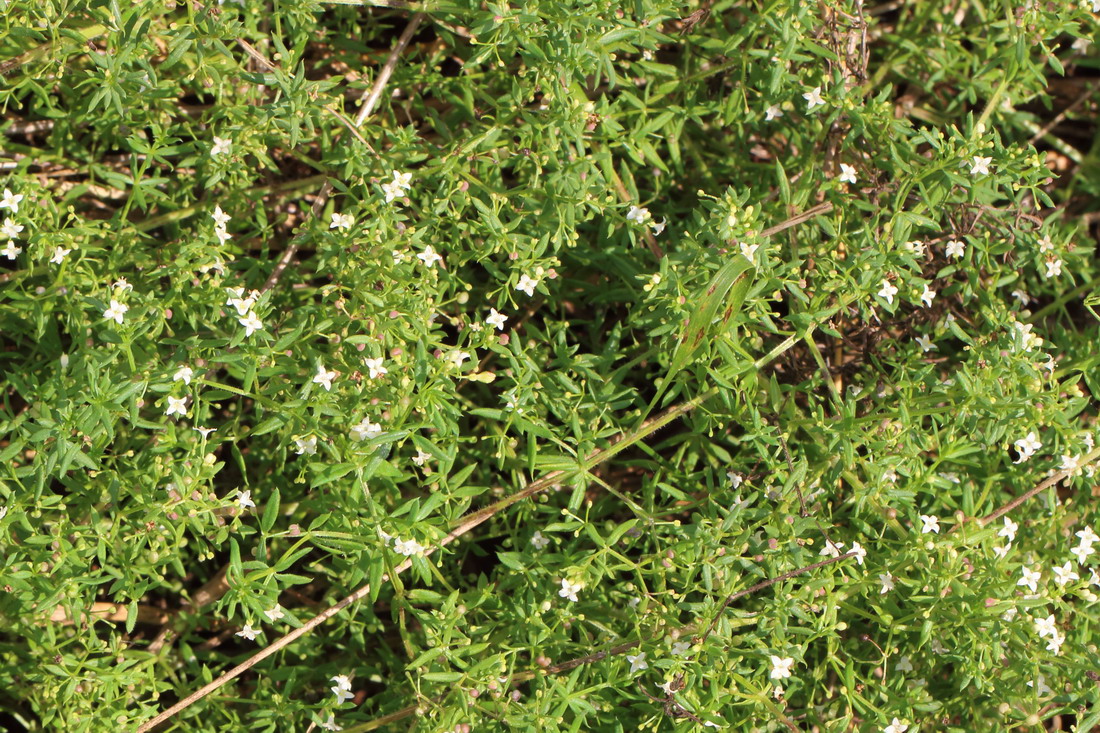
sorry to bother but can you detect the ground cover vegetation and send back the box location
[2,0,1100,730]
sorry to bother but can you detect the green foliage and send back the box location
[1,0,1100,730]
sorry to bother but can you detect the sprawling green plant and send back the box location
[2,0,1100,730]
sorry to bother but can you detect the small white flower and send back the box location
[211,136,232,157]
[417,245,443,268]
[914,335,936,353]
[364,357,387,379]
[1044,258,1063,279]
[849,541,867,565]
[392,249,407,264]
[0,218,23,239]
[194,426,216,439]
[628,596,641,609]
[1046,630,1065,655]
[50,246,72,264]
[238,312,264,337]
[920,284,936,308]
[559,578,582,602]
[727,471,743,488]
[530,531,550,550]
[999,517,1019,542]
[920,514,940,534]
[1018,565,1041,592]
[0,188,24,213]
[838,163,857,184]
[236,490,255,508]
[894,656,914,673]
[447,349,470,368]
[671,641,691,656]
[1,241,20,259]
[739,241,759,261]
[212,205,231,227]
[411,448,432,467]
[626,206,651,225]
[879,573,895,594]
[1038,234,1055,253]
[819,540,845,558]
[174,365,194,385]
[1062,454,1081,475]
[330,212,355,231]
[1070,542,1095,564]
[1013,432,1042,463]
[803,86,825,110]
[264,605,285,623]
[330,676,354,705]
[390,170,412,192]
[626,652,648,674]
[765,104,783,121]
[1077,526,1099,546]
[381,180,404,203]
[1053,561,1080,586]
[884,718,908,733]
[294,436,318,455]
[351,418,382,441]
[945,239,966,258]
[1033,614,1058,638]
[313,364,338,391]
[103,299,129,325]
[650,218,667,236]
[516,273,540,297]
[486,308,508,331]
[903,240,926,257]
[236,624,260,641]
[1028,675,1052,696]
[878,279,898,305]
[1011,289,1031,306]
[165,396,188,417]
[319,714,342,731]
[393,538,426,556]
[969,156,992,176]
[993,544,1011,559]
[769,655,794,680]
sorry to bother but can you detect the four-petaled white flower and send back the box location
[993,544,1011,559]
[820,539,845,558]
[920,514,940,534]
[769,655,794,680]
[1077,526,1099,546]
[884,718,908,733]
[1011,289,1030,306]
[236,624,260,641]
[174,365,194,385]
[417,245,443,268]
[559,578,582,602]
[626,206,651,225]
[236,489,255,508]
[165,396,188,417]
[1062,454,1081,474]
[51,246,72,264]
[264,604,284,623]
[1070,542,1095,564]
[945,239,965,258]
[212,205,231,227]
[879,573,895,594]
[390,170,413,192]
[671,641,691,656]
[1018,565,1041,592]
[211,136,232,157]
[999,517,1019,542]
[313,363,338,391]
[1046,631,1065,655]
[330,674,354,704]
[878,279,898,305]
[1,241,20,260]
[412,448,432,466]
[765,105,783,121]
[104,299,129,324]
[903,240,926,257]
[915,335,936,353]
[486,308,508,331]
[920,284,936,308]
[849,541,867,565]
[1034,614,1058,638]
[194,426,216,439]
[739,241,759,262]
[651,218,667,236]
[969,156,992,176]
[364,357,387,379]
[294,435,318,455]
[727,471,743,488]
[1038,234,1055,253]
[393,538,425,556]
[1044,258,1063,279]
[894,656,914,672]
[1013,432,1041,463]
[516,273,540,297]
[530,531,550,550]
[239,312,264,336]
[0,189,24,213]
[838,163,857,184]
[330,212,354,231]
[447,350,470,368]
[803,86,825,110]
[626,652,648,674]
[320,714,342,731]
[0,218,23,239]
[1053,561,1079,586]
[351,418,382,441]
